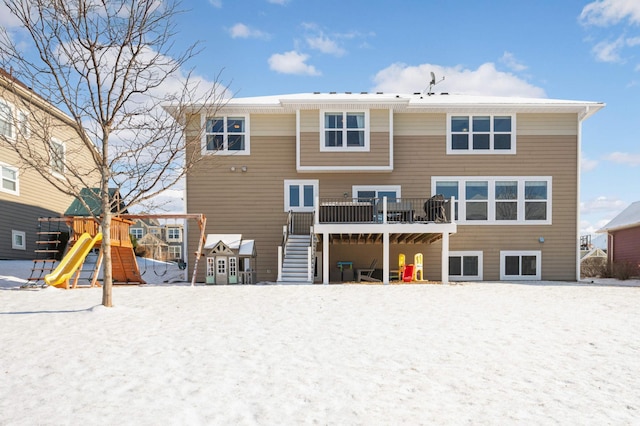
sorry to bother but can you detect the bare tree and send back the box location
[0,0,225,306]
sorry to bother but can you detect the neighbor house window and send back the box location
[285,179,318,212]
[449,251,483,281]
[432,176,551,224]
[50,139,65,175]
[1,164,19,195]
[12,230,26,250]
[500,250,541,280]
[168,245,181,260]
[321,111,368,151]
[17,111,30,139]
[167,228,181,242]
[130,228,143,239]
[204,115,250,155]
[448,114,515,154]
[0,100,14,138]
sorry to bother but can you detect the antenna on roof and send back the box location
[424,71,445,96]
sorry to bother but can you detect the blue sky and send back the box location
[2,0,639,237]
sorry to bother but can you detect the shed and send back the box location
[203,234,256,284]
[597,201,640,268]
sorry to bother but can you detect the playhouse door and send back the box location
[216,257,227,285]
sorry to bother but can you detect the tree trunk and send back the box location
[101,209,113,307]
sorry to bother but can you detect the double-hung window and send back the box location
[130,228,143,239]
[448,114,515,154]
[285,180,318,212]
[50,139,65,176]
[204,116,250,155]
[1,163,18,195]
[0,100,13,138]
[321,111,368,151]
[432,177,551,224]
[167,227,182,242]
[17,111,29,139]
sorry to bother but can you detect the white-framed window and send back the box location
[320,110,369,151]
[167,227,182,242]
[285,179,318,212]
[0,99,14,139]
[352,185,401,202]
[17,110,30,139]
[130,228,143,239]
[206,257,215,276]
[432,176,551,224]
[447,114,515,154]
[168,245,182,260]
[1,163,19,195]
[229,257,237,279]
[203,115,250,155]
[449,251,483,281]
[500,250,541,280]
[12,230,26,250]
[50,139,65,176]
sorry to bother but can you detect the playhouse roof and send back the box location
[204,234,255,256]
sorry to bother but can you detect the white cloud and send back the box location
[592,37,626,62]
[306,35,346,56]
[500,52,527,72]
[267,0,289,4]
[208,0,222,8]
[372,62,546,98]
[581,156,599,172]
[229,23,270,40]
[268,51,321,76]
[580,196,628,214]
[580,0,640,26]
[605,151,640,165]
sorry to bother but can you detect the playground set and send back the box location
[26,213,206,289]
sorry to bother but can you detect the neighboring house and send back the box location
[171,92,603,284]
[0,68,99,260]
[597,201,640,268]
[130,218,184,262]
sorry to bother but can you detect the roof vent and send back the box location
[413,92,420,95]
[329,91,336,94]
[345,91,351,94]
[360,91,368,94]
[376,92,383,94]
[440,92,449,95]
[313,91,320,94]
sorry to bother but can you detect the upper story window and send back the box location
[50,139,65,176]
[432,176,551,224]
[0,100,14,139]
[17,111,30,139]
[447,114,515,154]
[204,115,250,155]
[321,111,369,151]
[167,227,182,242]
[1,163,19,195]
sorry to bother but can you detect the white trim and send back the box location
[500,250,542,280]
[0,98,15,140]
[388,109,394,170]
[431,176,552,225]
[12,230,26,250]
[297,165,393,172]
[284,179,318,212]
[449,250,483,281]
[50,138,66,178]
[319,109,370,152]
[446,113,516,155]
[0,162,19,195]
[201,114,251,156]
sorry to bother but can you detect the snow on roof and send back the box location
[239,240,255,256]
[598,201,640,233]
[204,234,243,250]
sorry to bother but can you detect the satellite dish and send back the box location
[430,72,436,86]
[424,71,445,96]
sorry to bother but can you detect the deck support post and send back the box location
[322,232,329,285]
[383,232,390,285]
[441,232,450,284]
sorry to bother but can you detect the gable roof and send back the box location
[598,201,640,233]
[64,188,128,216]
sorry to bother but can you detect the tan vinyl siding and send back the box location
[251,113,296,136]
[394,113,446,136]
[518,113,578,135]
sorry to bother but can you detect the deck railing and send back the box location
[316,196,453,224]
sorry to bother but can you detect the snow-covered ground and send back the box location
[1,259,639,425]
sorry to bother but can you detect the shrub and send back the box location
[580,257,607,278]
[611,261,639,281]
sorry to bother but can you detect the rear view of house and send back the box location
[172,92,603,284]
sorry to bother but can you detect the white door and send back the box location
[216,257,227,285]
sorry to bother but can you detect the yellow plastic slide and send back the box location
[45,232,103,288]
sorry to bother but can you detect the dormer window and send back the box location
[321,111,369,151]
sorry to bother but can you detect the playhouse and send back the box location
[204,234,256,284]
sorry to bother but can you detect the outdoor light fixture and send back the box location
[241,166,248,172]
[230,166,236,172]
[539,237,545,243]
